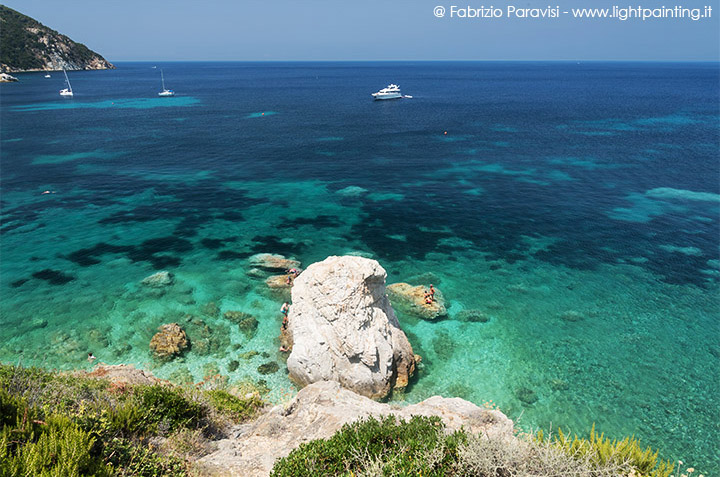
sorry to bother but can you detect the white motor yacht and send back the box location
[372,84,403,100]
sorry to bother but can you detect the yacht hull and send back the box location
[372,93,403,100]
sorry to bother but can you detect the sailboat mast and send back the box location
[161,70,166,90]
[64,68,72,92]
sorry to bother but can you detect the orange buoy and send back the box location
[444,131,448,135]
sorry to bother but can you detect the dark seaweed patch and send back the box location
[66,243,133,267]
[138,236,193,255]
[10,278,29,288]
[201,238,225,250]
[249,235,305,257]
[280,215,343,228]
[32,269,75,285]
[67,238,191,270]
[216,250,251,261]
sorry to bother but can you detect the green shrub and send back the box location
[102,436,187,476]
[138,385,205,433]
[204,389,263,422]
[271,415,467,476]
[536,424,675,477]
[0,414,112,477]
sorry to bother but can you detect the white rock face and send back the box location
[141,271,174,288]
[285,255,415,399]
[196,381,515,477]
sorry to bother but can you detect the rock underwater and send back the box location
[285,255,416,399]
[141,271,174,288]
[149,323,188,360]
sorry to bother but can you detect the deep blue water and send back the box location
[1,62,719,471]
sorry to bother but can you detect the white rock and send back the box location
[248,253,300,271]
[285,255,415,399]
[141,271,174,288]
[196,380,515,477]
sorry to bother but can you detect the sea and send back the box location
[1,62,718,472]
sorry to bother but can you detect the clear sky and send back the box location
[4,0,718,61]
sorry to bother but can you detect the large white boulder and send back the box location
[285,256,415,399]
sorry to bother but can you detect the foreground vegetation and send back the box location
[271,416,678,477]
[0,364,263,476]
[1,363,690,476]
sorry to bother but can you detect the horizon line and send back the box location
[108,59,720,63]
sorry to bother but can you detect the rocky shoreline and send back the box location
[87,256,517,475]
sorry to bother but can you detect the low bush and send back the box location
[272,416,679,477]
[204,389,264,422]
[537,424,675,477]
[271,415,467,476]
[138,385,205,434]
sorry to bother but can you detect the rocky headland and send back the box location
[0,5,114,73]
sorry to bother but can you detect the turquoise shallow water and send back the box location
[1,62,718,472]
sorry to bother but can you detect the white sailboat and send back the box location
[158,70,175,97]
[59,68,73,97]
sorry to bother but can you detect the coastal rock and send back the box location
[87,364,162,386]
[196,380,515,477]
[248,253,300,272]
[141,271,174,288]
[149,323,188,359]
[265,275,292,289]
[285,255,415,399]
[386,282,448,320]
[0,72,18,82]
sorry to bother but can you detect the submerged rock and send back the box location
[141,271,174,288]
[202,301,220,318]
[197,380,515,477]
[515,386,538,405]
[248,253,301,272]
[386,282,448,321]
[456,309,491,323]
[257,361,279,375]
[286,255,415,399]
[149,323,188,359]
[223,311,258,339]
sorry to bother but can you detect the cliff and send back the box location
[0,5,114,72]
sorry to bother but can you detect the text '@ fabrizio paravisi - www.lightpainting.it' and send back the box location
[432,4,713,21]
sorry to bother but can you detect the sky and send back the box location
[3,0,719,61]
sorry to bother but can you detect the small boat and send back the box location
[372,84,403,100]
[158,70,174,97]
[59,69,73,97]
[44,74,51,78]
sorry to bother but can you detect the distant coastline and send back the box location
[0,5,114,73]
